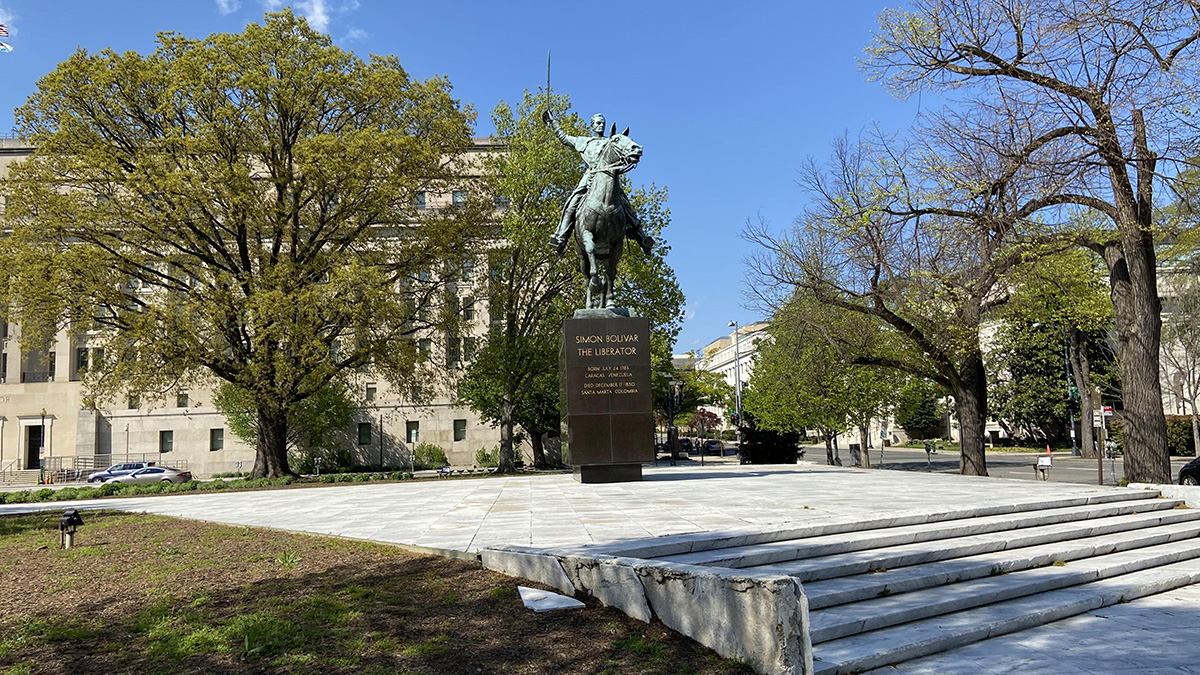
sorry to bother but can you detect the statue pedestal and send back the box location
[560,309,654,483]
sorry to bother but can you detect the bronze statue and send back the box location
[544,110,654,310]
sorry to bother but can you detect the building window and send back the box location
[461,257,475,281]
[92,348,105,371]
[462,299,475,321]
[1,353,6,383]
[76,348,89,375]
[128,394,140,410]
[365,383,377,402]
[406,421,419,444]
[47,352,55,381]
[413,192,426,210]
[463,336,476,361]
[176,393,188,408]
[210,428,224,451]
[452,190,467,207]
[493,194,510,208]
[358,422,372,446]
[159,430,173,453]
[419,338,431,363]
[447,336,460,366]
[453,419,467,442]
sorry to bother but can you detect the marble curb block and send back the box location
[480,546,814,675]
[517,586,586,613]
[1130,482,1200,508]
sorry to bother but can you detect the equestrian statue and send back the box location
[544,109,655,310]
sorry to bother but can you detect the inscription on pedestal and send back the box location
[561,314,653,480]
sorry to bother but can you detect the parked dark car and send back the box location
[87,462,153,483]
[1180,457,1200,486]
[679,438,694,454]
[704,439,724,456]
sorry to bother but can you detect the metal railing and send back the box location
[41,454,188,482]
[20,371,53,383]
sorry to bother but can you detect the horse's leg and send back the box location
[580,229,601,309]
[606,241,623,309]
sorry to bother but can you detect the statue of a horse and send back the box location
[572,125,643,309]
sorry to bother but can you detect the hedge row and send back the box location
[0,471,416,505]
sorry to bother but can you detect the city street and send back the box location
[840,445,1193,486]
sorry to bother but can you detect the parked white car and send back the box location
[104,466,192,485]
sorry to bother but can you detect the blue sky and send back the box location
[0,0,926,353]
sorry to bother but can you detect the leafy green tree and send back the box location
[0,12,479,477]
[894,379,942,439]
[993,246,1118,457]
[212,380,355,467]
[744,299,896,465]
[457,91,683,472]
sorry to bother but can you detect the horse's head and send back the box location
[602,123,642,173]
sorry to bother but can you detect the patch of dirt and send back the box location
[0,511,754,674]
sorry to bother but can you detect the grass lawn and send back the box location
[0,512,753,675]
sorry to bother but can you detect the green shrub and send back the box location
[53,488,79,501]
[388,471,405,481]
[402,472,413,480]
[1166,415,1197,456]
[2,491,29,504]
[98,483,120,496]
[413,443,449,470]
[34,488,55,501]
[273,476,294,486]
[474,446,499,468]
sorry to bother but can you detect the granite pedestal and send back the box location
[560,309,654,483]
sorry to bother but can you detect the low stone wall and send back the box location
[1130,483,1200,508]
[480,546,813,675]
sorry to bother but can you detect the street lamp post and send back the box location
[39,408,46,483]
[729,321,743,449]
[668,379,681,466]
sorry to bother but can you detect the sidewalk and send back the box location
[0,461,1140,553]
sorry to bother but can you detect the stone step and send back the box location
[808,537,1200,643]
[661,495,1183,569]
[803,516,1200,609]
[759,507,1200,584]
[587,490,1159,560]
[0,469,42,486]
[811,556,1200,675]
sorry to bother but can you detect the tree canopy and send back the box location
[1,11,481,477]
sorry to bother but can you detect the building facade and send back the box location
[0,139,512,478]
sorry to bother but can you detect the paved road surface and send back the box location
[828,445,1191,485]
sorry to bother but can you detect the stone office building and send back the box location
[0,138,509,479]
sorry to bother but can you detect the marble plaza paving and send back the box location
[4,462,1199,674]
[0,462,1149,553]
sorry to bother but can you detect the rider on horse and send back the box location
[543,110,655,257]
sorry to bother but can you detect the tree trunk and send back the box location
[543,432,562,467]
[954,354,989,476]
[1095,110,1169,483]
[529,430,546,469]
[252,404,292,478]
[1192,413,1200,459]
[1101,238,1170,483]
[498,385,517,473]
[824,432,835,466]
[1069,328,1097,459]
[860,421,871,468]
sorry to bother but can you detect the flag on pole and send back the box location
[0,24,8,38]
[0,41,12,53]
